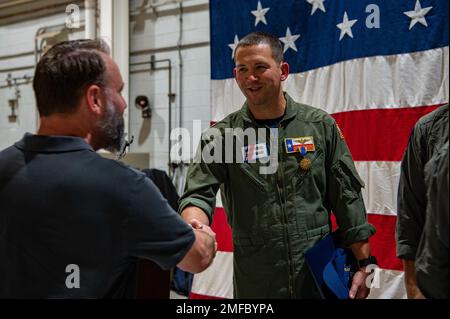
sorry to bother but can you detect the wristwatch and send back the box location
[357,255,378,268]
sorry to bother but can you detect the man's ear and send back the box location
[280,62,289,81]
[85,84,103,115]
[233,67,237,79]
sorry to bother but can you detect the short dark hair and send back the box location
[33,39,110,116]
[234,31,284,63]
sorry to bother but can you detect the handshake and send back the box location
[190,218,218,258]
[177,207,218,274]
[190,218,218,247]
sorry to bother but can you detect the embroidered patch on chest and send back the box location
[285,136,316,155]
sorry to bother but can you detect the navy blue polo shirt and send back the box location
[0,133,195,298]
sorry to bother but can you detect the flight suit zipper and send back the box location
[276,125,295,298]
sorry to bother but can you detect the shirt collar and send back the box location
[14,133,94,153]
[241,92,298,125]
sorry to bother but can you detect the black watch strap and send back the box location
[357,255,378,268]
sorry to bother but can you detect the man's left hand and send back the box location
[349,269,371,299]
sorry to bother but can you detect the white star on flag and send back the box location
[306,0,326,16]
[337,11,358,41]
[251,1,270,27]
[280,27,301,53]
[404,0,433,30]
[228,35,239,59]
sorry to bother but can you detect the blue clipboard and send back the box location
[305,231,358,299]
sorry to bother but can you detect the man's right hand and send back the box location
[403,259,426,299]
[189,218,207,230]
[406,283,425,299]
[191,219,218,255]
[177,207,217,273]
[181,206,210,227]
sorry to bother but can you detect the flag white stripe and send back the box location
[190,251,405,300]
[211,47,449,121]
[368,268,406,299]
[215,161,401,216]
[216,192,223,209]
[356,161,400,216]
[191,251,233,299]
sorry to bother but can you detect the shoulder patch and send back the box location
[336,123,345,140]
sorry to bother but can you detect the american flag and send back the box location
[190,0,449,299]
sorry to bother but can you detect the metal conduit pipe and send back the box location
[34,25,60,65]
[33,22,84,129]
[0,78,32,90]
[0,51,35,61]
[0,23,84,72]
[0,0,83,24]
[0,65,35,74]
[34,22,85,65]
[84,0,97,39]
[33,26,57,65]
[177,1,183,131]
[129,41,209,57]
[170,0,185,175]
[129,56,174,176]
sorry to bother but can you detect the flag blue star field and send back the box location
[211,0,448,79]
[189,0,449,299]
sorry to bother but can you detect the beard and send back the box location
[95,97,125,153]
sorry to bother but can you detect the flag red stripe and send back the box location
[331,213,401,271]
[367,214,403,271]
[214,208,401,270]
[189,292,225,299]
[211,207,233,252]
[216,106,441,161]
[332,105,441,161]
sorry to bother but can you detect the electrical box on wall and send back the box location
[8,99,18,123]
[135,95,152,119]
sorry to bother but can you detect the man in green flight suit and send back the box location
[416,141,449,299]
[396,103,449,298]
[179,32,376,299]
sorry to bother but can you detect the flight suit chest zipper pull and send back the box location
[277,125,295,297]
[237,165,266,192]
[277,167,294,298]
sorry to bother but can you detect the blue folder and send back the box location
[305,232,358,299]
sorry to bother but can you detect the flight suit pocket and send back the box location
[332,158,365,198]
[233,236,265,247]
[233,236,275,298]
[237,164,267,192]
[305,224,330,239]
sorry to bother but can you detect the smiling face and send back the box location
[234,44,289,112]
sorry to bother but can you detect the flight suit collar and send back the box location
[240,92,299,125]
[14,133,94,153]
